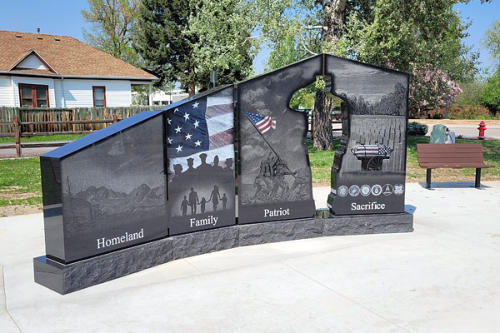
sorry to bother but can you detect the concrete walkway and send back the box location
[1,182,500,332]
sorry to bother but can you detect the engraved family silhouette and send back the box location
[180,185,228,216]
[170,153,233,217]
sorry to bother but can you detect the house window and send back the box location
[18,84,49,107]
[93,86,106,107]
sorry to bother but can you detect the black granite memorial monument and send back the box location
[324,56,409,215]
[34,54,413,294]
[237,56,320,224]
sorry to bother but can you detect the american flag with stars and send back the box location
[166,89,234,171]
[245,112,276,134]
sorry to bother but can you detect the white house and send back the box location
[150,89,189,106]
[0,30,157,108]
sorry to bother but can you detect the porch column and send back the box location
[148,83,152,106]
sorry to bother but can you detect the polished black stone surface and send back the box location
[34,212,413,294]
[324,55,410,215]
[237,56,320,224]
[41,113,168,263]
[166,87,236,235]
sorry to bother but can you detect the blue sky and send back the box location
[0,0,497,75]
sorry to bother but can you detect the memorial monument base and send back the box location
[34,212,413,294]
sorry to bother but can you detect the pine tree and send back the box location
[133,0,256,95]
[133,0,198,95]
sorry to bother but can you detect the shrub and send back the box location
[408,122,428,136]
[480,68,500,114]
[449,105,497,120]
[455,81,484,107]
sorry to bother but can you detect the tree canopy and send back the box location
[483,20,500,65]
[480,20,500,113]
[82,0,140,65]
[133,0,256,94]
[248,0,479,116]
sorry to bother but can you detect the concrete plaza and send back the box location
[1,182,500,332]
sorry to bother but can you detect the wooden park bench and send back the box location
[416,143,494,189]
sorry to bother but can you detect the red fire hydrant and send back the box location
[478,121,487,140]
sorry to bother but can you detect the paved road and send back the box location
[332,123,500,140]
[1,123,498,159]
[0,142,66,159]
[437,125,500,140]
[1,182,500,332]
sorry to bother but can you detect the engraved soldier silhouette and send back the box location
[173,164,183,177]
[186,158,195,175]
[225,158,233,170]
[172,164,183,183]
[181,196,188,216]
[200,197,207,214]
[209,185,221,211]
[197,153,211,173]
[188,187,199,214]
[213,155,224,173]
[221,193,228,210]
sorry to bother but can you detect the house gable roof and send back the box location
[0,30,157,80]
[10,50,57,73]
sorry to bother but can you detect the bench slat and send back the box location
[420,164,491,169]
[416,143,494,169]
[417,143,481,150]
[418,157,485,163]
[417,152,484,157]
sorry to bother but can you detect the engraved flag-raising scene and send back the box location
[34,54,413,294]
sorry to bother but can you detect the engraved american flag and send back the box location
[166,89,234,171]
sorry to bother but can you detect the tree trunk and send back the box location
[310,0,347,151]
[323,0,347,44]
[188,82,196,97]
[313,89,334,150]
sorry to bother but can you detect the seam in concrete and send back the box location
[1,265,23,333]
[283,261,412,333]
[183,259,205,274]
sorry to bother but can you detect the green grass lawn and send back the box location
[0,137,499,209]
[308,137,500,184]
[0,134,86,143]
[0,157,42,207]
[405,137,500,181]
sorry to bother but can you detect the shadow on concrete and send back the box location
[418,181,491,189]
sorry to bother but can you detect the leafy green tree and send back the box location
[249,0,345,150]
[480,68,500,113]
[252,0,479,122]
[478,20,500,113]
[133,0,256,95]
[455,81,484,107]
[483,20,500,63]
[188,0,257,90]
[82,0,140,65]
[341,0,478,117]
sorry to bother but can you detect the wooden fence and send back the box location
[0,106,164,157]
[0,106,343,158]
[0,106,164,135]
[0,116,123,157]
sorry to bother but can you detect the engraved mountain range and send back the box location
[67,184,165,221]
